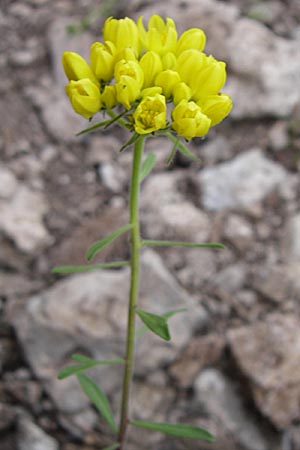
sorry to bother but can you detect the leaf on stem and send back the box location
[139,153,156,182]
[135,307,186,338]
[52,261,129,274]
[58,358,124,380]
[136,309,171,341]
[165,132,198,161]
[76,119,112,136]
[129,420,215,441]
[119,132,140,152]
[86,224,132,261]
[141,240,225,249]
[77,374,118,433]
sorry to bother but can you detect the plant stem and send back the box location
[118,136,144,449]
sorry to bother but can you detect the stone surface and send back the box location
[223,214,254,252]
[228,314,300,428]
[195,369,269,450]
[12,249,206,413]
[199,149,288,211]
[282,213,300,263]
[141,171,209,241]
[0,179,52,254]
[17,414,59,450]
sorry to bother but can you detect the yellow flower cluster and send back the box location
[62,15,232,140]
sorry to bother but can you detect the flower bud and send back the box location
[115,59,144,109]
[176,49,205,85]
[103,17,140,55]
[161,52,177,70]
[172,99,211,140]
[200,94,232,126]
[133,93,167,134]
[155,70,180,98]
[102,85,117,109]
[90,41,116,82]
[139,51,163,88]
[65,79,101,119]
[191,56,226,102]
[62,51,98,85]
[173,81,192,104]
[137,15,177,55]
[176,28,206,55]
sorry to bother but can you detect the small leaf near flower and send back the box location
[136,309,171,341]
[129,420,215,441]
[86,224,132,261]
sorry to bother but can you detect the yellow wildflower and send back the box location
[137,15,177,55]
[90,41,116,82]
[200,94,232,126]
[65,79,101,119]
[103,16,140,55]
[172,100,211,140]
[62,51,98,85]
[139,51,163,88]
[133,94,166,134]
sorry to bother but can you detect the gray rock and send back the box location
[226,18,300,118]
[282,213,300,263]
[0,181,52,254]
[199,149,287,211]
[195,369,269,450]
[223,214,254,252]
[17,414,58,450]
[228,314,300,428]
[0,165,18,199]
[141,171,210,241]
[12,250,205,413]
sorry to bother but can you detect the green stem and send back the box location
[118,136,144,449]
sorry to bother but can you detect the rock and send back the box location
[199,149,288,211]
[198,135,232,167]
[0,165,18,199]
[0,403,17,431]
[223,214,254,252]
[194,369,269,450]
[0,183,52,254]
[86,136,122,165]
[252,264,300,303]
[98,162,127,193]
[268,121,289,152]
[169,334,225,388]
[130,381,176,421]
[212,263,247,301]
[12,249,206,413]
[0,272,41,297]
[141,171,210,241]
[226,18,300,118]
[176,248,217,290]
[282,213,300,263]
[228,314,300,428]
[17,414,59,450]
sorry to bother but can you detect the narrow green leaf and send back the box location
[141,240,225,249]
[139,153,156,182]
[77,374,117,433]
[166,138,178,166]
[136,307,186,338]
[76,119,111,136]
[130,420,215,441]
[165,132,198,161]
[86,224,132,261]
[104,109,127,129]
[119,132,139,152]
[58,358,124,380]
[102,444,120,450]
[52,261,129,274]
[71,354,95,363]
[136,309,170,341]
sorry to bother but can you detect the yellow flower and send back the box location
[176,49,206,86]
[133,94,167,134]
[172,99,211,140]
[137,15,177,55]
[103,16,140,55]
[139,51,163,88]
[62,51,98,85]
[173,81,192,104]
[90,41,116,82]
[200,94,232,126]
[176,28,206,55]
[102,85,117,109]
[65,79,101,119]
[191,55,227,102]
[115,59,144,109]
[155,70,181,98]
[161,52,177,70]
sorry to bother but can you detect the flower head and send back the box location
[103,17,140,55]
[133,94,166,134]
[62,51,98,85]
[90,41,116,82]
[137,15,177,55]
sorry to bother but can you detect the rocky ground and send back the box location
[1,0,300,449]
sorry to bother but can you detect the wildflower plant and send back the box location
[54,14,232,450]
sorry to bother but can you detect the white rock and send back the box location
[0,185,52,253]
[282,213,300,263]
[199,149,287,211]
[0,166,18,199]
[195,369,269,450]
[17,414,58,450]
